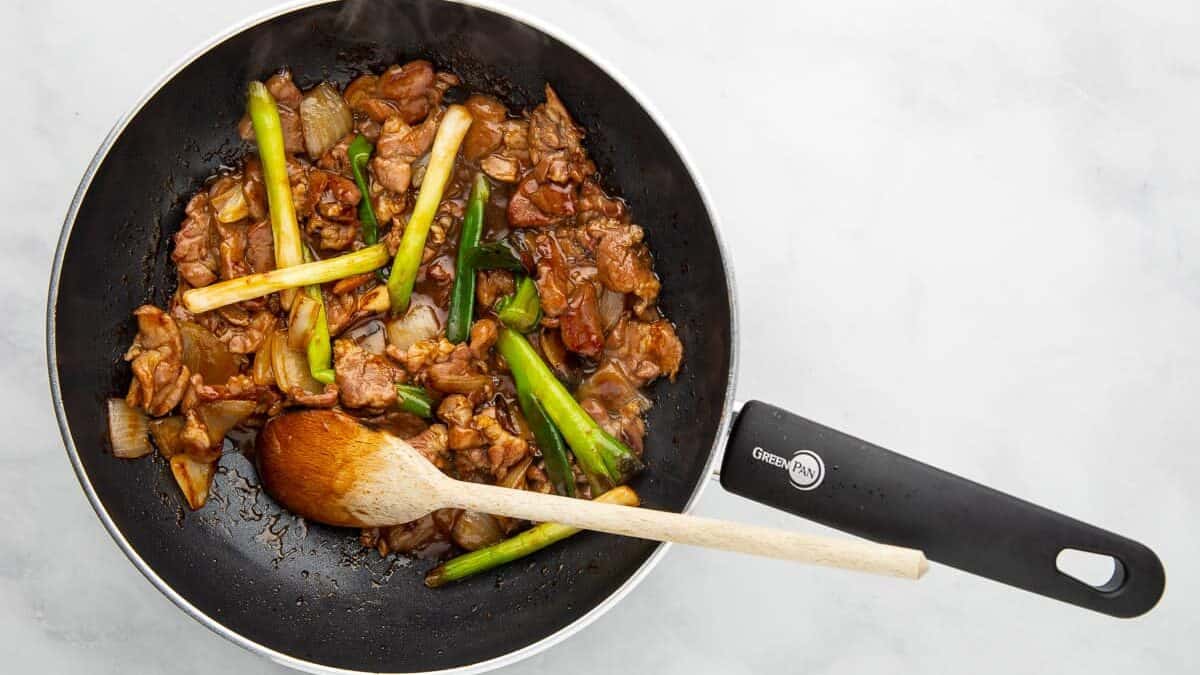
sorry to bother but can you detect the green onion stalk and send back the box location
[300,249,335,385]
[386,105,474,313]
[424,486,638,587]
[395,384,434,418]
[247,81,305,310]
[495,276,541,334]
[181,244,390,314]
[445,174,490,344]
[496,327,643,491]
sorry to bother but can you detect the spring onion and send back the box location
[446,174,490,344]
[247,81,305,309]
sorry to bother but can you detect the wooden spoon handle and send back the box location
[443,482,928,579]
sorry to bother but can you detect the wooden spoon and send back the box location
[257,409,929,579]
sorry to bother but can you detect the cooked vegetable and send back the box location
[347,135,380,245]
[181,243,389,313]
[299,82,352,160]
[519,388,574,497]
[395,384,433,418]
[179,321,238,384]
[298,248,336,385]
[148,416,186,457]
[248,81,305,309]
[107,398,152,459]
[271,329,323,394]
[287,293,322,350]
[496,327,644,491]
[446,173,490,343]
[386,104,474,312]
[252,334,275,386]
[495,276,542,333]
[170,454,216,510]
[195,400,257,447]
[386,304,440,352]
[424,486,639,587]
[451,510,505,551]
[210,179,249,224]
[470,240,525,271]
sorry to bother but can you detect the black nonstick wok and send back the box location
[47,1,1166,673]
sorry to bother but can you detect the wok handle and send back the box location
[719,401,1165,617]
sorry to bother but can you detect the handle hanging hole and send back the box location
[1056,549,1127,592]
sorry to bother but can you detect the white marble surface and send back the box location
[4,0,1198,672]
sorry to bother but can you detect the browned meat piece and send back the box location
[401,338,492,401]
[179,409,220,461]
[238,70,304,154]
[172,194,220,288]
[528,85,595,184]
[468,318,498,359]
[377,60,436,123]
[333,339,400,410]
[463,94,506,160]
[331,273,373,295]
[344,74,380,113]
[507,176,575,227]
[408,423,450,469]
[316,133,354,175]
[300,169,360,222]
[215,221,249,280]
[242,157,267,220]
[124,306,190,416]
[372,110,441,193]
[475,269,514,310]
[580,396,646,456]
[560,283,604,358]
[190,373,280,416]
[290,384,340,408]
[605,317,683,386]
[590,218,661,314]
[437,395,483,450]
[475,408,530,478]
[480,155,521,183]
[245,219,274,274]
[210,309,275,354]
[306,214,359,252]
[532,233,570,319]
[380,512,452,557]
[577,179,627,222]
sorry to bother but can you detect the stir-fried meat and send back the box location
[476,408,530,479]
[372,109,441,193]
[306,214,359,252]
[560,283,604,358]
[378,60,437,123]
[316,133,354,175]
[475,269,514,310]
[245,219,275,273]
[589,218,661,314]
[238,69,305,154]
[577,179,627,222]
[469,318,499,359]
[216,221,250,280]
[532,233,570,319]
[290,384,340,408]
[124,306,190,416]
[401,337,492,401]
[463,94,506,161]
[407,423,450,470]
[438,394,484,450]
[241,157,268,220]
[173,194,220,288]
[507,177,575,227]
[527,85,594,184]
[210,309,276,354]
[604,317,683,386]
[333,339,399,410]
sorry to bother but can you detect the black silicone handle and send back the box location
[719,401,1164,617]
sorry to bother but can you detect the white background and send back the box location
[4,0,1198,672]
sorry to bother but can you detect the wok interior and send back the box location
[53,1,731,670]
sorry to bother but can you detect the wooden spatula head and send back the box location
[256,409,448,527]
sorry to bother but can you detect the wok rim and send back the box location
[45,1,741,673]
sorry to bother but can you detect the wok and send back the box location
[47,1,1165,673]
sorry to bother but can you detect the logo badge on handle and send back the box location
[751,446,826,491]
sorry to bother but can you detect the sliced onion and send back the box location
[180,321,238,384]
[451,510,505,551]
[344,319,387,355]
[148,416,186,458]
[300,82,353,159]
[386,304,440,352]
[359,285,391,315]
[210,180,249,223]
[196,400,256,447]
[271,329,322,394]
[252,332,275,386]
[170,454,216,510]
[537,328,571,379]
[107,398,151,458]
[287,293,322,350]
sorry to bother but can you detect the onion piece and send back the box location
[271,329,322,394]
[149,416,186,458]
[252,332,275,386]
[451,511,505,551]
[107,398,152,459]
[344,319,387,355]
[210,180,249,223]
[300,82,353,160]
[196,400,257,447]
[287,293,322,349]
[386,304,440,352]
[170,454,216,510]
[180,321,238,384]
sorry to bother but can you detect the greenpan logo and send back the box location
[751,447,825,491]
